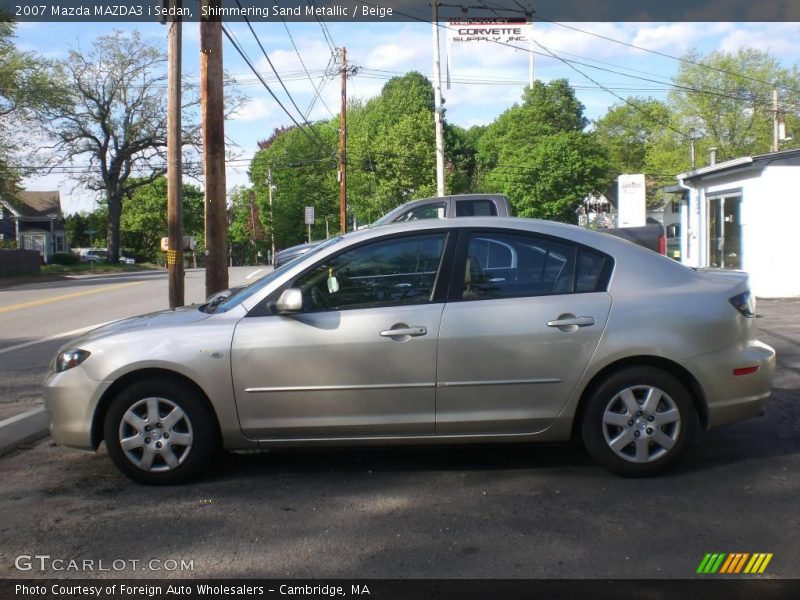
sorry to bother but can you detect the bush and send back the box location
[0,239,17,249]
[51,252,82,265]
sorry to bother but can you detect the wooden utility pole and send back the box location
[431,3,445,196]
[772,88,780,153]
[166,0,184,308]
[200,0,228,296]
[338,47,348,234]
[267,168,276,264]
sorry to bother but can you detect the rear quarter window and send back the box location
[575,248,612,293]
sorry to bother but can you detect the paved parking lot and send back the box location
[0,299,797,580]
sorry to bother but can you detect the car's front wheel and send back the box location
[103,378,220,484]
[581,366,698,477]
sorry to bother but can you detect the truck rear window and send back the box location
[455,199,498,217]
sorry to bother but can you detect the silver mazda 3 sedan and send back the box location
[44,218,775,484]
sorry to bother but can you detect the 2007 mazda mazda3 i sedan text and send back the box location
[44,217,776,484]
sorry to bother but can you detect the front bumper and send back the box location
[688,340,776,429]
[43,367,110,451]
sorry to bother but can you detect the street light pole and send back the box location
[431,2,445,196]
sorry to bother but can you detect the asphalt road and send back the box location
[0,292,797,580]
[0,267,263,420]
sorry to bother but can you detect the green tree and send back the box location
[250,124,338,250]
[347,72,438,223]
[119,177,204,262]
[0,19,59,190]
[64,209,108,249]
[594,98,672,175]
[594,98,675,206]
[476,80,609,222]
[227,186,270,266]
[37,30,244,262]
[669,48,800,164]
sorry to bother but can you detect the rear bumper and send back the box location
[688,340,776,429]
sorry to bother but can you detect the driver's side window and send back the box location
[292,233,447,312]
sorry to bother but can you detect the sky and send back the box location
[11,19,800,214]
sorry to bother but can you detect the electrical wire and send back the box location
[234,0,330,150]
[352,0,783,107]
[282,17,338,120]
[220,23,334,157]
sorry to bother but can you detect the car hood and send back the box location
[72,306,212,346]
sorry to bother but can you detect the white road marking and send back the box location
[246,268,266,279]
[0,321,113,356]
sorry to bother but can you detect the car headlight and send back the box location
[55,349,91,373]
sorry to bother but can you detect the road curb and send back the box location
[0,407,49,456]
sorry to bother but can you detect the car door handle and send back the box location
[547,316,595,328]
[380,326,427,338]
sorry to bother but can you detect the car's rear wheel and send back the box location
[103,378,220,484]
[581,366,697,477]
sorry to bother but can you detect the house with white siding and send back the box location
[673,148,800,297]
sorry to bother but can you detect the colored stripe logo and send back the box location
[697,553,773,574]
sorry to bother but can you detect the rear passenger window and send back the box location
[461,232,576,299]
[459,232,612,300]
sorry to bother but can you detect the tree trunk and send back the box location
[106,191,122,263]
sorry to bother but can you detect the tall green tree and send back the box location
[119,177,204,262]
[594,98,671,176]
[37,30,244,262]
[64,209,108,248]
[475,80,609,222]
[227,186,271,266]
[668,48,800,164]
[594,97,675,205]
[347,72,438,223]
[250,124,338,250]
[0,19,59,191]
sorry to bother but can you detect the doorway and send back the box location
[707,195,742,269]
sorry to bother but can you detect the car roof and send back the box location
[340,216,615,248]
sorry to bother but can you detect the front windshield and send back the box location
[371,200,416,226]
[211,235,344,313]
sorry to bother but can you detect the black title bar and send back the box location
[3,0,800,23]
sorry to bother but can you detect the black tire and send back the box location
[103,378,221,485]
[581,366,698,477]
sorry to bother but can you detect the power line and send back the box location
[352,1,781,107]
[475,0,800,96]
[281,17,338,120]
[220,23,334,157]
[535,17,800,97]
[234,0,330,150]
[528,36,692,139]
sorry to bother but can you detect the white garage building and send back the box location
[674,148,800,298]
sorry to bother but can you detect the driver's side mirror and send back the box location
[275,288,303,313]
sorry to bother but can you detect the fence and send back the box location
[0,249,41,276]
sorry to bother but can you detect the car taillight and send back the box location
[729,290,755,318]
[658,235,666,255]
[733,366,759,376]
